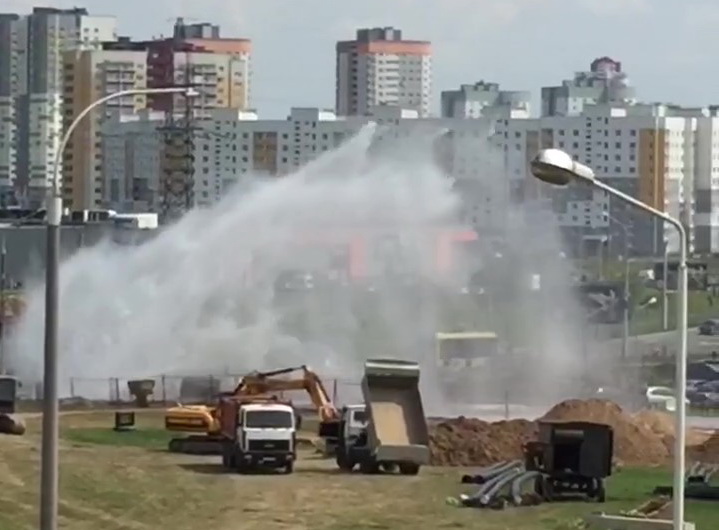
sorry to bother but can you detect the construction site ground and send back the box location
[1,410,718,530]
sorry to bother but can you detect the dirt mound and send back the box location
[542,399,669,466]
[429,399,672,467]
[690,432,719,463]
[633,409,711,447]
[429,417,537,466]
[633,410,675,437]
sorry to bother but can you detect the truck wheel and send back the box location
[283,461,294,474]
[336,453,354,472]
[359,460,379,474]
[595,479,606,503]
[398,463,420,476]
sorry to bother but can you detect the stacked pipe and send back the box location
[446,461,544,509]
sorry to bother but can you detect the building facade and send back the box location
[103,100,719,256]
[336,27,432,117]
[541,57,637,118]
[62,46,148,209]
[0,7,117,207]
[60,17,252,212]
[441,81,531,119]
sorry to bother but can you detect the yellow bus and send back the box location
[435,331,499,369]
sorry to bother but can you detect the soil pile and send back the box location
[428,399,673,467]
[690,432,719,463]
[429,417,536,466]
[633,409,711,448]
[542,399,669,466]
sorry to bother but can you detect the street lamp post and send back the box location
[604,212,631,360]
[663,245,670,330]
[39,85,197,530]
[530,148,688,530]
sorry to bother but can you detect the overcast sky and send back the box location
[6,0,719,118]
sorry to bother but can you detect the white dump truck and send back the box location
[336,359,429,475]
[218,397,298,474]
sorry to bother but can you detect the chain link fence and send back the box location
[53,374,363,407]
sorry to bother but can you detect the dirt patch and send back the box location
[429,417,537,466]
[429,399,672,467]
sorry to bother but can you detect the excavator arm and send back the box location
[233,365,340,422]
[164,365,341,453]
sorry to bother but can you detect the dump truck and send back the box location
[0,375,25,435]
[336,359,429,475]
[217,396,298,474]
[165,365,340,454]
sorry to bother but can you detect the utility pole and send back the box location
[662,246,669,331]
[0,233,5,374]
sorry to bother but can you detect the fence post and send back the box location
[504,389,510,420]
[69,377,75,398]
[161,374,166,405]
[114,378,120,404]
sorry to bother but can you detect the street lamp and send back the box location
[603,211,631,360]
[39,85,198,530]
[530,148,688,530]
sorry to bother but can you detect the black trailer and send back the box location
[525,420,613,503]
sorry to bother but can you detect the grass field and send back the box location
[0,410,717,530]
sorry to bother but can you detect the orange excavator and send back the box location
[164,365,341,454]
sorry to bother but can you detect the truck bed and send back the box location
[367,384,426,446]
[362,360,430,464]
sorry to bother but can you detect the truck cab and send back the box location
[0,375,25,436]
[220,399,297,474]
[335,404,369,470]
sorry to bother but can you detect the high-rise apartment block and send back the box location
[541,57,637,117]
[62,45,148,209]
[441,81,531,119]
[336,27,432,117]
[0,7,117,207]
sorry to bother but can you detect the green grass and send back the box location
[631,288,717,336]
[1,411,718,530]
[62,427,173,449]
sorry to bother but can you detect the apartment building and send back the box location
[441,81,531,119]
[541,57,637,117]
[512,105,697,257]
[0,14,20,203]
[60,18,252,211]
[0,8,117,207]
[104,100,719,256]
[336,27,432,117]
[102,109,165,212]
[61,45,148,209]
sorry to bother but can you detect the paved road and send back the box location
[594,328,719,358]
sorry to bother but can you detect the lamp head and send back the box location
[184,86,200,98]
[530,149,596,186]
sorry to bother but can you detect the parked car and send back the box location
[699,319,719,336]
[688,380,719,408]
[645,386,690,412]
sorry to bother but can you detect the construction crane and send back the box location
[164,365,341,454]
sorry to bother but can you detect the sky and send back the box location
[5,0,719,118]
